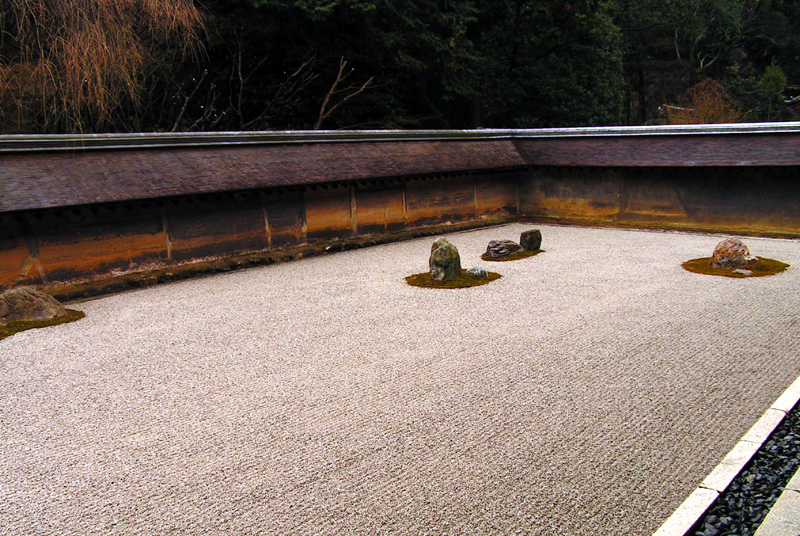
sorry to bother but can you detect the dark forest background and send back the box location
[1,0,798,133]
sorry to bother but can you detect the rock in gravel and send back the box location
[520,229,542,251]
[467,266,489,279]
[430,238,461,281]
[0,287,67,326]
[485,239,523,259]
[711,237,758,268]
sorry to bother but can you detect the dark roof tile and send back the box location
[0,140,526,212]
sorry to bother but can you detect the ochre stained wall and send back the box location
[5,161,800,297]
[2,204,168,288]
[0,172,519,294]
[406,176,477,225]
[305,184,353,241]
[519,166,800,236]
[167,193,269,262]
[353,181,406,235]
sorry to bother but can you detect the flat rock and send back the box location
[0,287,68,325]
[466,266,489,279]
[711,238,757,268]
[520,229,542,251]
[485,239,523,259]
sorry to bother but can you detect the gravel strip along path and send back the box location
[691,402,800,535]
[1,223,799,536]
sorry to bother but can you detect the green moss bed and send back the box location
[405,269,502,289]
[0,309,85,341]
[480,250,544,262]
[682,257,790,278]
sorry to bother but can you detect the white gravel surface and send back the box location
[1,223,799,535]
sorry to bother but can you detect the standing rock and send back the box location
[0,287,68,325]
[430,237,450,254]
[430,238,461,281]
[520,229,542,251]
[485,239,523,259]
[711,237,758,268]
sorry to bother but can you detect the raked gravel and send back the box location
[1,223,800,536]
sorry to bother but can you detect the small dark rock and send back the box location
[520,229,542,251]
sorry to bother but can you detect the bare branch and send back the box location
[171,69,207,132]
[315,57,347,130]
[240,57,316,130]
[186,82,218,131]
[314,57,373,130]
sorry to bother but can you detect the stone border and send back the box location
[653,375,800,536]
[754,466,800,535]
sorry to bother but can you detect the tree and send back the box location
[0,0,204,133]
[474,0,625,127]
[3,0,796,133]
[611,0,747,124]
[759,59,787,121]
[206,0,479,129]
[664,78,741,124]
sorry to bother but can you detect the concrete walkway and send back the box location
[1,223,799,535]
[755,468,800,536]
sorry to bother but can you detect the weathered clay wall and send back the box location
[0,173,520,297]
[518,166,800,236]
[4,125,800,298]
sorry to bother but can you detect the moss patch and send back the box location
[0,309,85,341]
[481,250,544,262]
[682,257,790,278]
[405,269,502,289]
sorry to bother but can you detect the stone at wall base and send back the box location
[0,287,68,324]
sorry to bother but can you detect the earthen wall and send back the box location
[0,173,520,298]
[2,126,799,298]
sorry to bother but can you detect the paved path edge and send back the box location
[653,374,800,536]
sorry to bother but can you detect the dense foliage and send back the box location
[1,0,797,132]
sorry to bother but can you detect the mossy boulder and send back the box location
[429,237,461,281]
[683,257,789,278]
[711,237,757,268]
[0,287,67,326]
[0,287,85,340]
[406,269,501,289]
